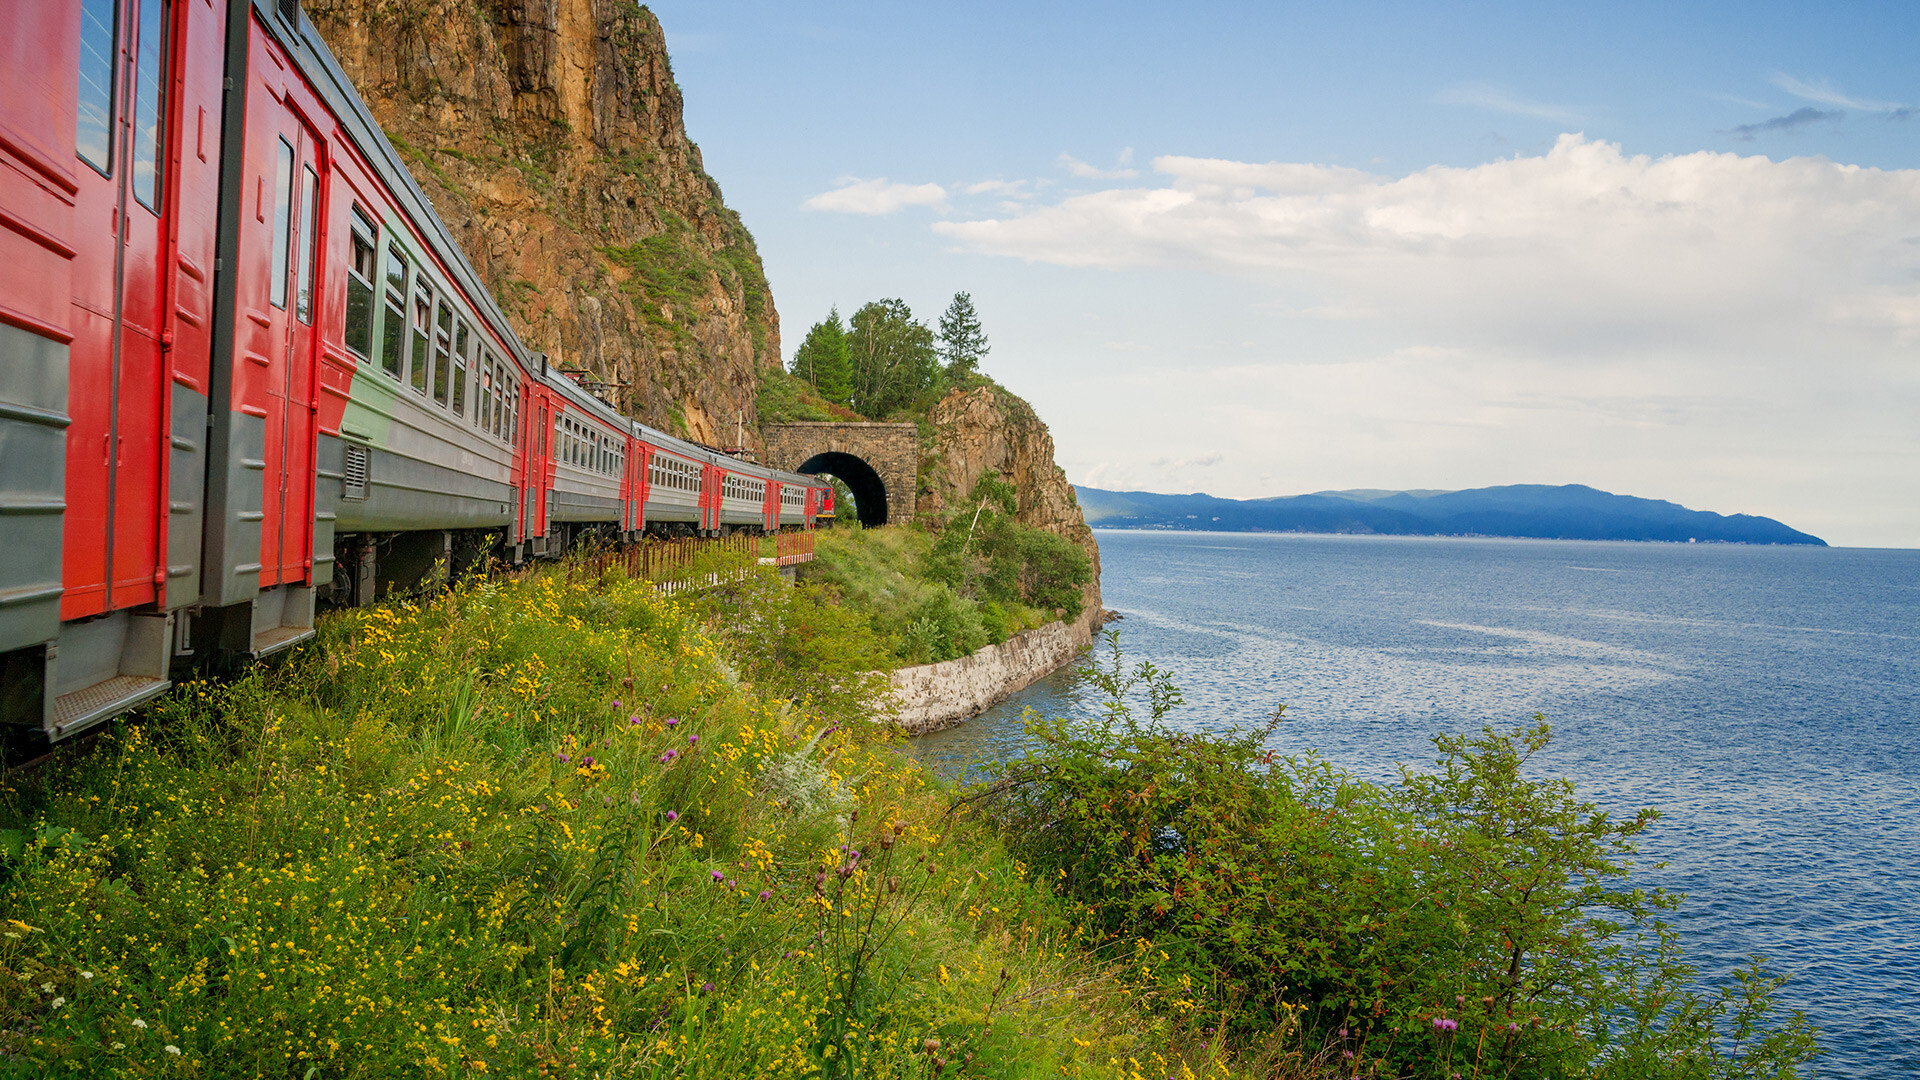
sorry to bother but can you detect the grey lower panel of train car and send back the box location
[0,321,67,658]
[201,406,267,610]
[333,442,514,532]
[643,494,699,524]
[165,383,208,609]
[549,490,621,523]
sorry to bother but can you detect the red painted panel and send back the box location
[232,19,329,588]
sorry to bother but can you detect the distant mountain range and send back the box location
[1074,484,1826,546]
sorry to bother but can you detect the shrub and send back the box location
[980,631,1819,1079]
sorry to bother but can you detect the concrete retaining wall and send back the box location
[888,609,1102,734]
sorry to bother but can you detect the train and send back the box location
[0,0,836,742]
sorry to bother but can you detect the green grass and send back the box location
[801,527,1053,666]
[0,563,1190,1078]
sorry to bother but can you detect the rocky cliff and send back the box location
[305,0,777,446]
[919,385,1103,617]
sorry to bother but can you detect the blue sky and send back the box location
[647,1,1920,547]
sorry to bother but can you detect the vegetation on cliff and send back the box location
[801,478,1092,667]
[787,293,994,423]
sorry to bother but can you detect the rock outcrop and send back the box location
[305,0,777,446]
[919,385,1103,617]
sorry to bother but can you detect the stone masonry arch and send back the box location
[761,422,918,528]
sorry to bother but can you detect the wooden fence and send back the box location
[590,531,815,584]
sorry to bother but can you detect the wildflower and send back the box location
[665,718,680,728]
[580,756,595,768]
[711,870,724,882]
[687,734,699,746]
[50,997,64,1009]
[1432,1017,1458,1032]
[666,811,679,822]
[79,972,92,981]
[557,753,571,763]
[658,750,677,763]
[758,890,772,901]
[1508,1023,1519,1032]
[165,1045,181,1056]
[131,1019,148,1029]
[611,700,622,709]
[701,982,714,993]
[628,715,642,726]
[111,1042,125,1051]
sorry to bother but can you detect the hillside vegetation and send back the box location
[803,479,1093,666]
[0,558,1815,1078]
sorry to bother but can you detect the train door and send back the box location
[251,108,324,588]
[520,385,552,547]
[61,0,176,620]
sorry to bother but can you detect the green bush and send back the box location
[980,631,1819,1079]
[927,477,1091,622]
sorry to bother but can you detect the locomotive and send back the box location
[0,0,835,741]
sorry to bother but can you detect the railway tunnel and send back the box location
[761,422,918,529]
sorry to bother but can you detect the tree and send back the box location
[937,291,989,378]
[791,308,852,406]
[846,298,938,418]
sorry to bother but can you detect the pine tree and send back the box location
[937,291,989,379]
[792,308,852,406]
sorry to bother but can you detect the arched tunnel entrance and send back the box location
[797,452,890,527]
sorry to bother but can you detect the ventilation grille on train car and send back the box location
[343,444,369,501]
[277,0,301,27]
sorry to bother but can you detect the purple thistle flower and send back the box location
[687,734,699,746]
[580,756,595,768]
[611,700,621,710]
[758,890,772,901]
[556,753,570,763]
[628,715,642,725]
[665,717,679,728]
[666,810,679,822]
[1508,1023,1519,1033]
[711,870,724,882]
[701,982,714,993]
[726,879,736,889]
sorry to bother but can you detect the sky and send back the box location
[645,1,1920,548]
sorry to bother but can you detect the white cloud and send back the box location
[935,135,1920,357]
[1058,149,1139,179]
[1771,73,1908,113]
[1436,82,1577,122]
[964,179,1030,197]
[802,177,948,215]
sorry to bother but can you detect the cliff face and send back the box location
[920,386,1103,617]
[305,0,777,445]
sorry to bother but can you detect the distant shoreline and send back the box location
[1090,526,1830,546]
[1075,482,1827,547]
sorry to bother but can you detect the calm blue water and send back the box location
[914,530,1920,1077]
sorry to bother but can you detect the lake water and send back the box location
[914,530,1920,1077]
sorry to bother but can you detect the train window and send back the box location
[477,356,493,433]
[410,285,432,395]
[294,165,318,324]
[380,245,407,378]
[76,0,115,176]
[270,139,294,309]
[130,0,169,212]
[452,320,470,417]
[535,406,546,456]
[504,378,516,442]
[432,300,452,407]
[344,209,376,359]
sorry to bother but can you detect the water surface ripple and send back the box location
[913,531,1920,1077]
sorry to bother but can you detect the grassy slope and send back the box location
[0,564,1193,1079]
[799,528,1052,666]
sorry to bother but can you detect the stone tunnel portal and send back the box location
[796,452,890,527]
